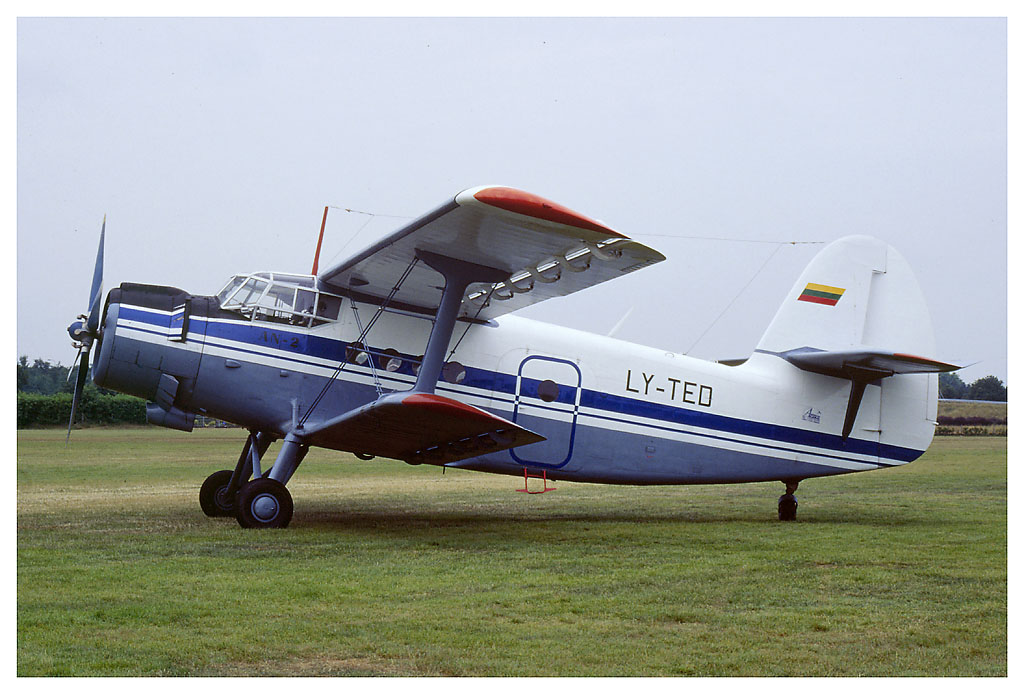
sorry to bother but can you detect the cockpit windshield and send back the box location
[216,272,343,327]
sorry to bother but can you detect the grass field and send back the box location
[17,429,1006,676]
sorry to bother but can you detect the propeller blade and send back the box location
[65,348,91,446]
[85,216,105,335]
[66,345,84,383]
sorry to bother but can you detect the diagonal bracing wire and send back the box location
[446,284,498,362]
[298,256,420,427]
[684,243,784,355]
[632,234,825,245]
[349,303,383,398]
[318,207,414,273]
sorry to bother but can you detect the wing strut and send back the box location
[413,249,508,393]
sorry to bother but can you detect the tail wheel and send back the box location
[235,478,293,529]
[778,494,798,521]
[199,470,236,517]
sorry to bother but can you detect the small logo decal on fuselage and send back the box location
[802,407,821,424]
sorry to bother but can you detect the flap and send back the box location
[317,186,665,320]
[302,392,546,464]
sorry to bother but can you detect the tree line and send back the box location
[938,372,1007,402]
[17,356,146,427]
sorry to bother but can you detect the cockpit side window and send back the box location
[233,279,268,306]
[311,294,342,326]
[216,276,247,306]
[252,284,299,324]
[217,273,345,328]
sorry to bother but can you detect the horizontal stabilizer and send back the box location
[303,392,546,464]
[767,347,962,442]
[773,347,962,380]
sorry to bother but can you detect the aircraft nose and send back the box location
[89,297,118,390]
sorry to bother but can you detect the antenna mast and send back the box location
[310,206,328,275]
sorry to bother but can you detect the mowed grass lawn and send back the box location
[18,429,1006,676]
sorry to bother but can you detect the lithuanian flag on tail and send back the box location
[798,282,846,306]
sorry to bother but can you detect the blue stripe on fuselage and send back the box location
[116,305,923,464]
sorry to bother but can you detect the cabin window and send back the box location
[346,342,369,365]
[443,361,467,384]
[537,379,560,403]
[380,348,402,372]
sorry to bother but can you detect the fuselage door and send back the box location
[510,355,582,468]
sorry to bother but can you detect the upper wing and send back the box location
[317,186,665,320]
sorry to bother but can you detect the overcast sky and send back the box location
[16,17,1007,384]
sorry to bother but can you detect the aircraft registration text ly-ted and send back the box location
[625,368,713,407]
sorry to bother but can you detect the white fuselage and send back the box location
[103,289,927,485]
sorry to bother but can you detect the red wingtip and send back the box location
[472,186,624,237]
[402,393,499,423]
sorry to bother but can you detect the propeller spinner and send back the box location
[65,216,106,444]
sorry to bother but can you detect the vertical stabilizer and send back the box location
[758,236,889,354]
[753,235,949,461]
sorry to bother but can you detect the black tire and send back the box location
[778,494,798,521]
[235,478,293,529]
[199,470,236,517]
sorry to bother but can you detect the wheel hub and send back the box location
[251,493,280,522]
[215,486,233,510]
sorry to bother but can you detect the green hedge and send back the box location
[935,425,1008,436]
[17,392,147,428]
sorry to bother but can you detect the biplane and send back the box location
[66,186,960,527]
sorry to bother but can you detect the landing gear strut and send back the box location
[233,430,308,529]
[778,480,800,521]
[200,429,306,528]
[200,430,275,517]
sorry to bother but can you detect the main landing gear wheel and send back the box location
[777,480,800,521]
[199,470,237,517]
[235,478,293,529]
